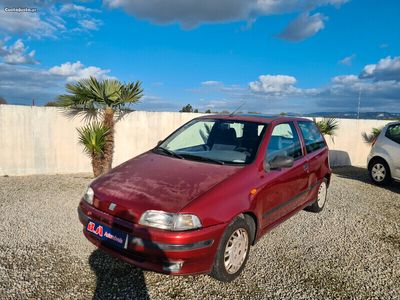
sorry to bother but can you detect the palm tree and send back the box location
[315,117,339,141]
[58,76,143,175]
[362,127,383,145]
[77,122,110,177]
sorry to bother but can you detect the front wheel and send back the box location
[369,158,392,185]
[305,179,328,213]
[210,217,251,282]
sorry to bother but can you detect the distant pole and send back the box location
[32,99,35,106]
[357,87,361,119]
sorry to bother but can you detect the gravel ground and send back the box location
[0,166,399,300]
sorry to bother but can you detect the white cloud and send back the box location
[104,0,252,28]
[0,59,117,104]
[0,1,102,38]
[339,54,356,66]
[0,63,64,103]
[278,12,327,41]
[359,56,400,82]
[201,81,223,86]
[0,8,63,38]
[331,75,359,84]
[249,75,298,94]
[104,0,346,30]
[195,55,400,113]
[1,39,38,65]
[60,4,101,14]
[78,19,102,31]
[49,61,114,82]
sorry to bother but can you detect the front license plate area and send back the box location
[86,220,128,249]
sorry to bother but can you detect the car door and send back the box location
[259,121,310,229]
[384,123,400,179]
[297,121,329,198]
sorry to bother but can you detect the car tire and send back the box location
[369,158,392,185]
[210,217,251,282]
[304,179,328,213]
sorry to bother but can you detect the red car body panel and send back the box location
[78,115,331,275]
[90,152,241,222]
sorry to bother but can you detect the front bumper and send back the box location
[78,201,226,275]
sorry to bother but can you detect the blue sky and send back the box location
[0,0,399,113]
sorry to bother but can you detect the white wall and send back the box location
[0,105,203,176]
[320,118,388,167]
[0,105,390,175]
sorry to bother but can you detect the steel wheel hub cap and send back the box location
[372,163,386,182]
[317,181,327,207]
[224,228,249,274]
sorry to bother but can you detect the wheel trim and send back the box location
[317,181,327,207]
[223,228,249,274]
[371,163,386,182]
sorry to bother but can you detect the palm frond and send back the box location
[362,127,382,144]
[115,80,143,108]
[57,77,143,122]
[77,122,110,157]
[315,118,339,136]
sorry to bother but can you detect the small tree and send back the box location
[179,104,194,112]
[205,109,211,113]
[57,76,143,176]
[315,117,339,142]
[77,122,110,176]
[0,96,7,104]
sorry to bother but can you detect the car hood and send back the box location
[91,151,241,221]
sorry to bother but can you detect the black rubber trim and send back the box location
[130,237,214,251]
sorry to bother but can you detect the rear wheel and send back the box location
[210,217,251,282]
[305,179,328,213]
[369,158,392,185]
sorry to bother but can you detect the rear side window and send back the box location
[266,122,303,162]
[385,124,400,144]
[298,121,326,154]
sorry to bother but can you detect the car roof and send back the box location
[197,113,311,124]
[386,121,400,126]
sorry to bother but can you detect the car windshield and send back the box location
[155,119,267,165]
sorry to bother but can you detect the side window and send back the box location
[385,124,400,144]
[298,121,326,154]
[266,122,303,162]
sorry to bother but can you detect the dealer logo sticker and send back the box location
[87,221,103,237]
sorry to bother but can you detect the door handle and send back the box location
[303,163,309,171]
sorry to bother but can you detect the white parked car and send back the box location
[367,121,400,185]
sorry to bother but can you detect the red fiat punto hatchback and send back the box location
[78,114,331,282]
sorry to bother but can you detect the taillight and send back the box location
[371,138,377,147]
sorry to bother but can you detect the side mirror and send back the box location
[157,140,163,146]
[263,155,294,172]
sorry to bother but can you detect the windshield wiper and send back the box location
[154,147,184,159]
[179,153,225,165]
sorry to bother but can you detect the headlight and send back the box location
[83,186,94,205]
[139,210,202,231]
